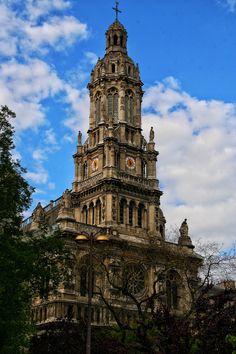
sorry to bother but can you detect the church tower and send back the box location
[26,7,199,331]
[72,17,166,242]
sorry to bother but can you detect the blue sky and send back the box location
[1,0,235,247]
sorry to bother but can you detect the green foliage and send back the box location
[226,335,236,354]
[0,105,33,232]
[0,106,68,353]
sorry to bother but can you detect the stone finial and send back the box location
[30,202,45,231]
[178,219,194,249]
[62,189,71,209]
[149,126,155,142]
[78,131,82,145]
[32,202,44,222]
[57,189,75,224]
[101,62,106,76]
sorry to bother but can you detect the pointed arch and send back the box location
[129,200,135,226]
[96,199,102,224]
[78,256,95,297]
[89,202,95,225]
[95,92,101,125]
[82,205,88,224]
[107,87,118,123]
[166,270,180,310]
[113,34,118,45]
[111,63,116,73]
[119,198,127,224]
[138,203,145,228]
[83,161,88,179]
[141,159,147,178]
[125,89,134,124]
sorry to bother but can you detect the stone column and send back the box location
[136,153,141,176]
[119,88,126,122]
[148,204,156,233]
[106,194,113,225]
[126,201,130,226]
[133,204,138,227]
[89,93,95,129]
[110,146,115,167]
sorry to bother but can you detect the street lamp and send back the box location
[75,230,109,354]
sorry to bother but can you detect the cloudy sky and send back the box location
[1,0,235,248]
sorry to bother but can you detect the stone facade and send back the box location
[24,18,201,327]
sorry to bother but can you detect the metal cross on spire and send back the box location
[112,1,121,21]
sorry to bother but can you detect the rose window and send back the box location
[123,263,146,295]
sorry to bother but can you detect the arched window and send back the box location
[138,203,145,228]
[96,199,102,224]
[120,199,126,224]
[120,35,123,47]
[79,262,95,297]
[129,201,135,226]
[83,162,88,179]
[111,63,116,73]
[125,90,134,124]
[166,270,179,310]
[113,34,118,45]
[89,202,95,225]
[80,265,87,296]
[82,205,88,224]
[95,93,101,124]
[141,160,147,178]
[107,88,118,123]
[103,152,106,167]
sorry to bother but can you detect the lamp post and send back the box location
[75,230,109,354]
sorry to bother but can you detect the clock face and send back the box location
[126,156,136,170]
[91,158,99,172]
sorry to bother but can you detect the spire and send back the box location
[112,1,121,22]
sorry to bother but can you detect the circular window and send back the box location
[123,263,146,295]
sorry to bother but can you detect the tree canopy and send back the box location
[0,106,67,353]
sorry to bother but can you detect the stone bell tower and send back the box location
[71,17,166,242]
[26,8,199,330]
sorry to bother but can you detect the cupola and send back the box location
[105,20,128,54]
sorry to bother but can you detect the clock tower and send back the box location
[72,18,166,242]
[27,10,199,331]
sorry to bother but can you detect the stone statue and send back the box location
[78,131,82,145]
[149,126,155,142]
[179,219,188,238]
[62,189,71,209]
[101,62,106,76]
[32,202,44,222]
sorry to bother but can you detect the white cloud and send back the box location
[48,182,55,190]
[44,129,57,145]
[0,2,88,57]
[85,51,98,65]
[143,77,236,248]
[24,16,88,52]
[0,59,63,130]
[32,149,47,161]
[24,0,71,21]
[26,165,49,184]
[63,86,90,135]
[216,0,236,12]
[0,4,19,56]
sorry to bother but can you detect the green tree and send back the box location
[0,106,68,353]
